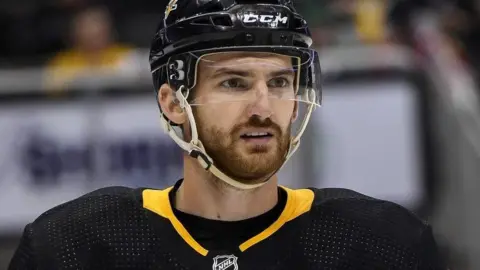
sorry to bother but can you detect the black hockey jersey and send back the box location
[8,182,446,270]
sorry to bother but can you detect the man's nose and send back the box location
[247,81,272,120]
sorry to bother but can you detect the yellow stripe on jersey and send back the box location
[239,187,314,252]
[143,186,314,255]
[143,188,209,256]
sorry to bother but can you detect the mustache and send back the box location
[231,116,282,136]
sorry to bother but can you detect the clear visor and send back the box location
[184,47,321,108]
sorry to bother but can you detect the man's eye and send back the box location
[268,77,290,88]
[220,78,247,89]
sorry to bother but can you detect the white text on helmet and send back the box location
[242,13,288,24]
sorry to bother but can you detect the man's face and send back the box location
[73,8,112,52]
[190,52,297,184]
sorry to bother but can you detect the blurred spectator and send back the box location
[439,0,480,84]
[297,0,388,46]
[354,0,387,43]
[44,6,136,91]
[389,0,480,89]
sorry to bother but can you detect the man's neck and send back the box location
[175,156,279,221]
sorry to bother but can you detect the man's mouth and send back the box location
[240,132,273,139]
[240,131,274,145]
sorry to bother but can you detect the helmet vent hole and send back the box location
[211,15,233,27]
[191,17,211,25]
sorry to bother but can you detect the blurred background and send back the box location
[0,0,479,269]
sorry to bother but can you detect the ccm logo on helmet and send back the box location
[242,13,288,25]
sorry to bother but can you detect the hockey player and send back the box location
[9,0,447,269]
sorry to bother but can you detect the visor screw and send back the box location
[245,33,253,42]
[280,35,288,44]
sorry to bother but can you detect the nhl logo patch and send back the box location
[212,255,238,270]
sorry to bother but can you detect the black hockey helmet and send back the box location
[150,0,321,101]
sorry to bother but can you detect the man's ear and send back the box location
[291,101,299,122]
[157,83,187,125]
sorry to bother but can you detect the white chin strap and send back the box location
[160,87,317,190]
